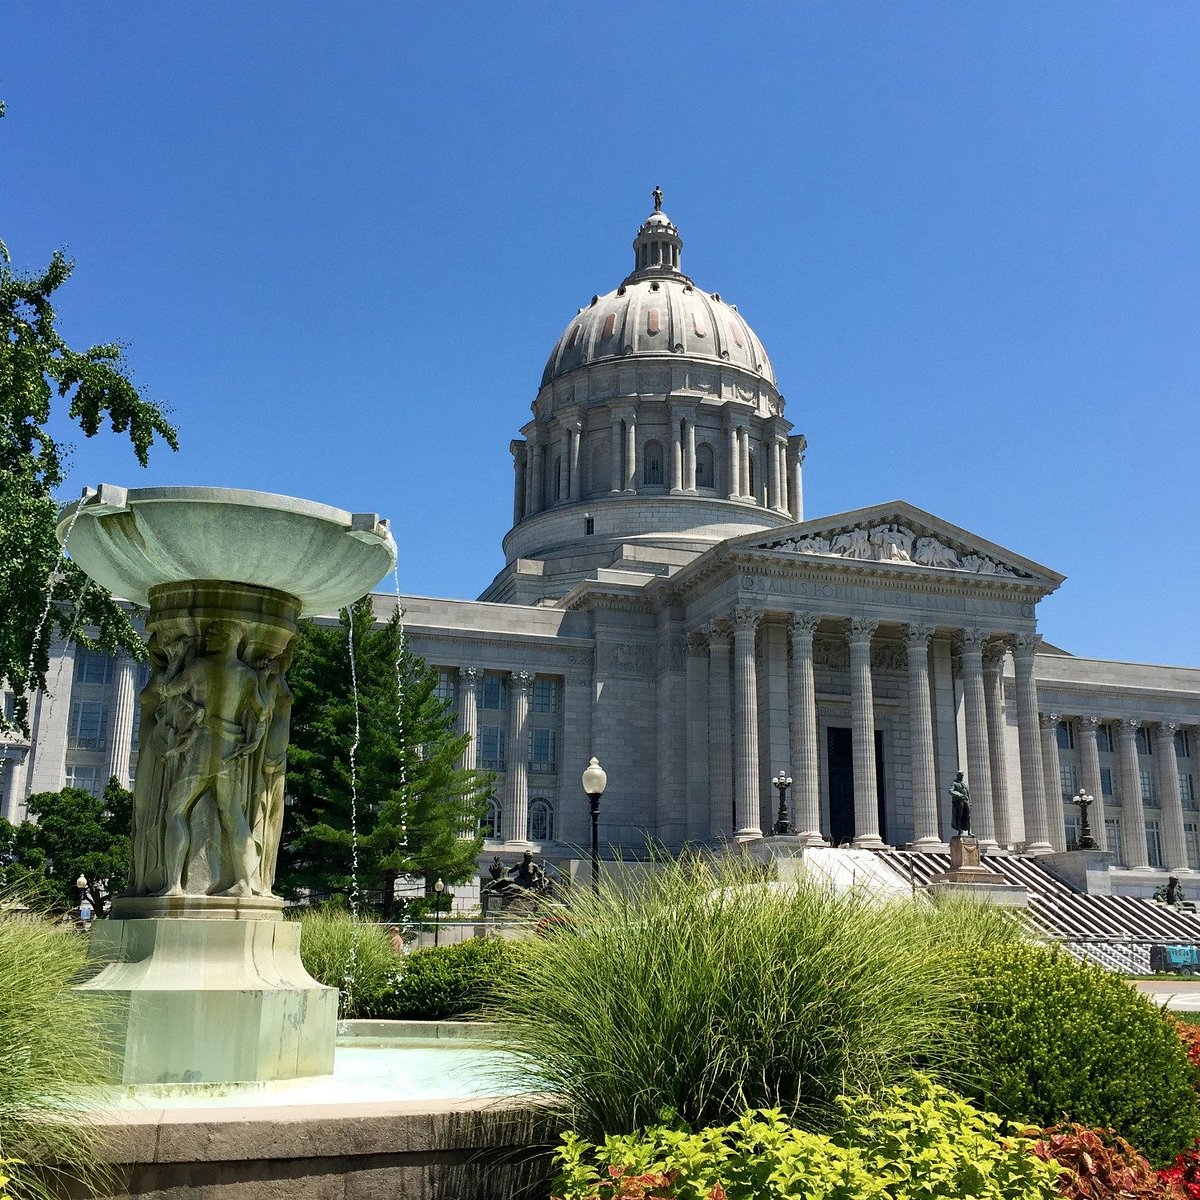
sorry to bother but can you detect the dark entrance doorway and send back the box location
[826,727,887,845]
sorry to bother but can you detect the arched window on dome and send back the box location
[529,798,554,842]
[696,443,715,490]
[748,452,758,504]
[481,796,501,840]
[551,454,563,503]
[643,440,664,487]
[589,443,610,496]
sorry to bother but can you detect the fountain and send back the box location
[56,483,397,1085]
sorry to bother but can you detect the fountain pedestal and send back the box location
[58,486,396,1085]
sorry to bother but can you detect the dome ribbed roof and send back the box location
[539,198,776,390]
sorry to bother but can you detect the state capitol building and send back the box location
[5,197,1200,896]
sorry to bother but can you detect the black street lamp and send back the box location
[1071,789,1098,850]
[772,771,793,836]
[433,877,445,947]
[582,756,607,893]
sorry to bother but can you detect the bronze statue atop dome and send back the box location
[653,185,663,212]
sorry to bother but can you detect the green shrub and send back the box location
[552,1078,1062,1200]
[490,857,1019,1139]
[0,908,115,1200]
[385,937,510,1020]
[293,910,399,1018]
[964,943,1200,1166]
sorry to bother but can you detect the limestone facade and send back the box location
[6,199,1200,897]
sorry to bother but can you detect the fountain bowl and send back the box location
[56,484,397,614]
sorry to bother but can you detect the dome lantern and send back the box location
[625,186,686,284]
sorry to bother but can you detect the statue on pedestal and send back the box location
[950,772,972,837]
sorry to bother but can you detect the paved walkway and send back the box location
[1133,980,1200,1011]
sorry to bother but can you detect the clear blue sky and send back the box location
[5,3,1198,666]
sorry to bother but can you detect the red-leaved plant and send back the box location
[1032,1124,1183,1200]
[1160,1146,1200,1200]
[1171,1017,1200,1076]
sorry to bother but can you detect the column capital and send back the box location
[982,640,1009,671]
[958,627,991,651]
[1038,711,1062,729]
[509,670,532,690]
[1011,632,1043,659]
[458,665,478,685]
[846,617,879,643]
[1119,717,1143,735]
[704,619,732,647]
[1078,715,1102,732]
[687,629,709,656]
[904,623,934,648]
[788,611,821,638]
[1157,721,1180,737]
[732,606,761,633]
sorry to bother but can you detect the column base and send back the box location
[852,833,886,849]
[1022,840,1054,855]
[797,830,828,847]
[909,837,950,853]
[734,827,763,843]
[79,916,336,1085]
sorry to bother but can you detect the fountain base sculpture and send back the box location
[58,486,397,1084]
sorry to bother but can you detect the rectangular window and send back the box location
[1137,726,1154,756]
[481,674,509,711]
[529,728,557,772]
[1064,812,1082,850]
[479,726,506,771]
[1140,767,1156,805]
[1183,771,1198,811]
[1059,761,1078,801]
[1056,721,1075,751]
[1186,822,1200,872]
[72,648,111,686]
[1100,766,1114,797]
[1,693,14,723]
[1105,817,1123,865]
[1178,730,1192,759]
[68,700,107,751]
[1146,819,1164,869]
[531,678,558,714]
[65,763,102,797]
[1098,723,1115,754]
[434,669,456,706]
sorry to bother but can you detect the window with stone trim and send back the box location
[1064,811,1082,850]
[696,442,715,489]
[1059,761,1078,801]
[479,726,506,771]
[434,669,456,707]
[532,678,558,714]
[65,763,102,797]
[73,648,111,686]
[1098,723,1115,753]
[1,693,14,723]
[529,728,556,773]
[1146,819,1165,869]
[1186,822,1200,871]
[1178,730,1193,759]
[1100,766,1114,797]
[529,797,554,842]
[481,674,509,711]
[68,699,107,751]
[1056,721,1075,751]
[1140,767,1156,805]
[481,797,501,839]
[1182,771,1197,811]
[643,440,664,486]
[1137,726,1154,756]
[1105,817,1123,865]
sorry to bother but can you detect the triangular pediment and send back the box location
[732,501,1064,589]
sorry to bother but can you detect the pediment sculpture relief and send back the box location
[766,522,1028,579]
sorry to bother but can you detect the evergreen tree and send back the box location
[278,598,490,912]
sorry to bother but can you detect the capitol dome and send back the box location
[540,205,775,390]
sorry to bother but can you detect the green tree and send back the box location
[1,103,178,733]
[278,598,490,913]
[0,778,131,912]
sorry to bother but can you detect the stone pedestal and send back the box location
[81,915,336,1084]
[1039,849,1116,895]
[927,836,1029,907]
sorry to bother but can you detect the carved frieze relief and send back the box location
[604,642,656,678]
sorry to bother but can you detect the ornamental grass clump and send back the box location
[0,906,115,1200]
[293,909,400,1018]
[965,943,1200,1167]
[489,857,1019,1140]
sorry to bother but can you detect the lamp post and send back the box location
[582,756,607,893]
[772,771,793,836]
[433,877,445,947]
[75,873,90,923]
[1071,789,1097,850]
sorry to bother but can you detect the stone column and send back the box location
[739,429,751,499]
[1012,633,1051,853]
[982,642,1014,848]
[1157,722,1189,871]
[512,443,526,524]
[957,629,996,848]
[1076,716,1109,852]
[726,424,741,500]
[1116,719,1150,868]
[624,412,638,493]
[788,436,805,522]
[568,424,582,502]
[777,441,788,514]
[788,612,824,844]
[504,671,531,842]
[609,417,623,494]
[524,433,539,516]
[848,617,884,848]
[732,607,763,840]
[1039,713,1067,852]
[1,751,27,824]
[905,623,942,850]
[458,667,479,771]
[105,651,139,789]
[558,425,571,503]
[707,621,733,838]
[767,432,781,511]
[669,411,683,493]
[684,415,697,492]
[685,631,710,841]
[531,439,546,514]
